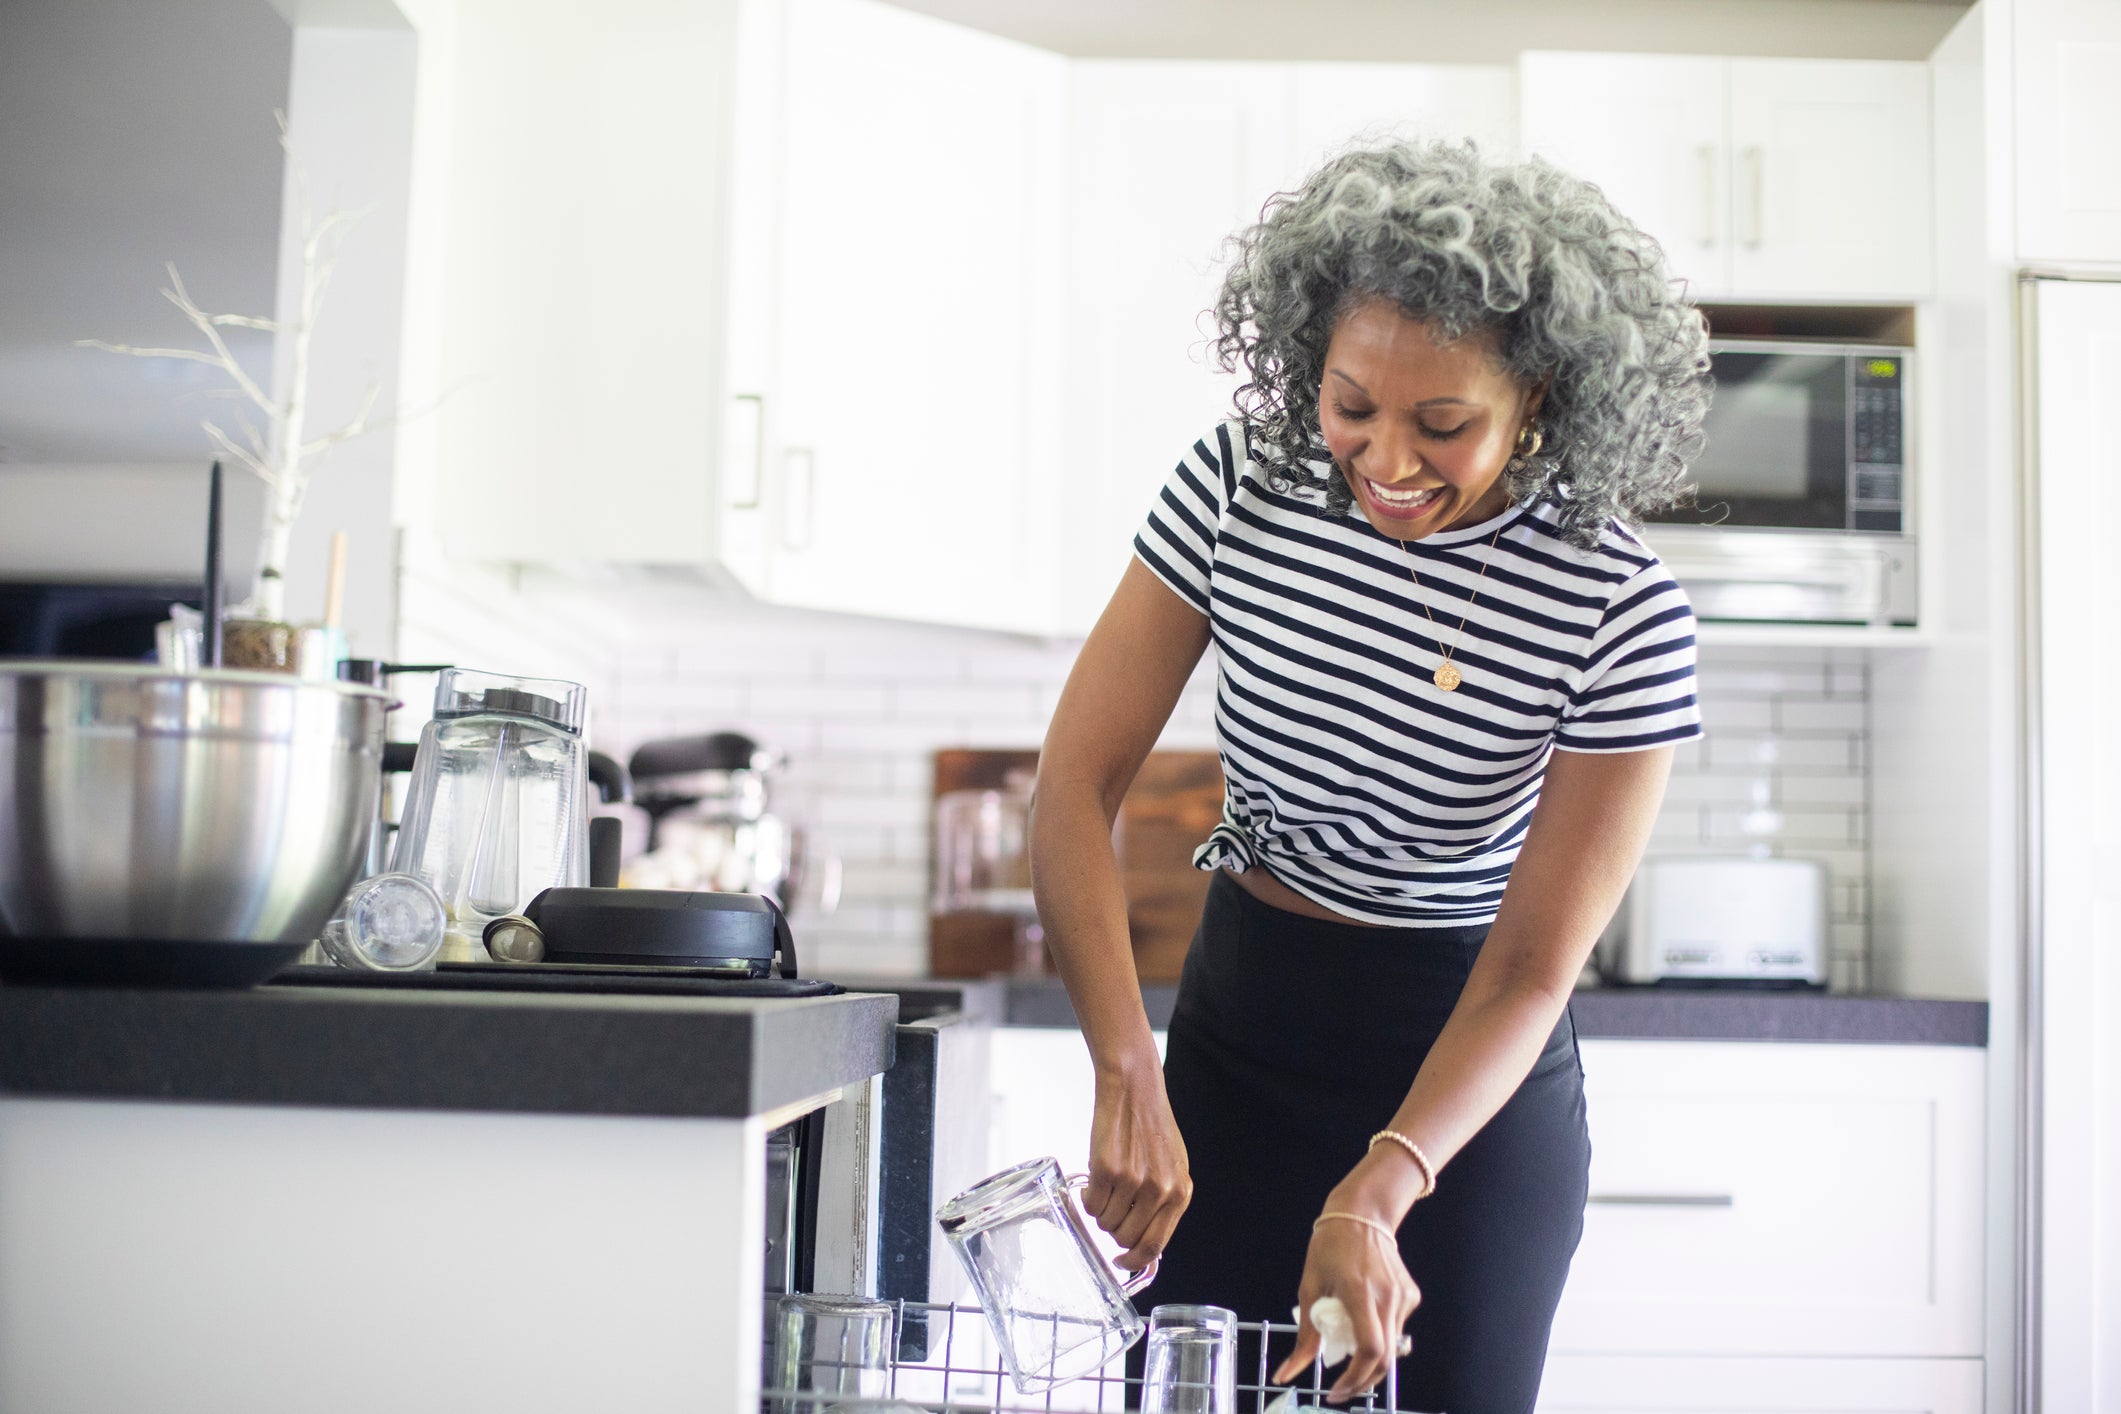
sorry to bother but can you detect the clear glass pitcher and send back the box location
[390,670,589,962]
[936,1156,1155,1393]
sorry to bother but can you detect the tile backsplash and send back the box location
[399,556,1870,987]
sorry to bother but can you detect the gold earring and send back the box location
[1508,421,1544,473]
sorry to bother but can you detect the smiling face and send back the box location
[1317,296,1543,542]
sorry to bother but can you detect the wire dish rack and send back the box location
[763,1299,1417,1414]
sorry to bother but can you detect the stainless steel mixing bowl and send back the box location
[0,662,388,977]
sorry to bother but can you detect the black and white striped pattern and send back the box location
[1133,420,1702,928]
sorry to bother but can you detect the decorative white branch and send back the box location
[78,112,419,624]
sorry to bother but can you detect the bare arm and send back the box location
[1030,558,1211,1268]
[1277,742,1674,1395]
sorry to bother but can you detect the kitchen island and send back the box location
[0,975,899,1414]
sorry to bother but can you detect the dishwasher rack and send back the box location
[763,1299,1418,1414]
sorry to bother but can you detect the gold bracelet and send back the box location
[1368,1128,1438,1198]
[1314,1210,1398,1246]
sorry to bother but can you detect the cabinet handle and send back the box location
[1698,145,1718,248]
[781,447,815,552]
[1588,1193,1735,1208]
[1741,145,1765,249]
[728,393,764,510]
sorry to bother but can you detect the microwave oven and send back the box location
[1642,339,1915,625]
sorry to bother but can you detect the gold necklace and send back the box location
[1401,514,1509,692]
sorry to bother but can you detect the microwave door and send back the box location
[1665,351,1851,530]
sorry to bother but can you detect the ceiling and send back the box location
[0,0,291,465]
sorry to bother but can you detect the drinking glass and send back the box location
[937,1156,1154,1393]
[316,873,445,972]
[1141,1304,1237,1414]
[769,1292,895,1411]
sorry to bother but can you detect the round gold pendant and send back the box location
[1433,662,1462,692]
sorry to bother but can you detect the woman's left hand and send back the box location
[1270,1205,1421,1402]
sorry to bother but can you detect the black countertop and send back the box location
[0,972,900,1119]
[997,977,1988,1047]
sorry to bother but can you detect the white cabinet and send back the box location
[1518,55,1730,294]
[1539,1039,1984,1414]
[2014,0,2121,261]
[991,1029,1985,1411]
[1055,61,1293,635]
[1725,62,1934,298]
[756,0,1067,633]
[424,0,744,566]
[1520,54,1931,300]
[1552,1040,1984,1360]
[1537,1354,1983,1413]
[425,0,1066,630]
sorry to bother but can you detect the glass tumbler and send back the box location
[1141,1304,1237,1414]
[769,1293,895,1411]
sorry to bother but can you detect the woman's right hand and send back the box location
[1084,1062,1192,1272]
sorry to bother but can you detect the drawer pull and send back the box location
[1587,1193,1735,1208]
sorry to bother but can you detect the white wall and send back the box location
[1865,0,2009,1005]
[401,556,1882,985]
[269,22,419,657]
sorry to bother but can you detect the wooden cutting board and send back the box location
[928,748,1223,981]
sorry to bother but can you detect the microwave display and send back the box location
[1659,344,1907,535]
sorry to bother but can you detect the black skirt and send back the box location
[1134,872,1590,1414]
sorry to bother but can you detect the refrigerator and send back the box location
[2020,270,2121,1409]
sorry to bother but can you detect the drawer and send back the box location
[1538,1354,1984,1413]
[1550,1041,1983,1358]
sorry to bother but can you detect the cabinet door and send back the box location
[1726,60,1932,299]
[1519,53,1729,295]
[716,0,786,597]
[1053,61,1294,635]
[429,0,740,564]
[1552,1040,1984,1358]
[769,0,1065,632]
[1285,61,1517,183]
[2015,0,2121,262]
[1537,1355,1983,1413]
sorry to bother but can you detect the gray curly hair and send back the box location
[1213,140,1711,550]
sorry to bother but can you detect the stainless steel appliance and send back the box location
[1645,339,1915,625]
[626,732,838,914]
[1601,856,1829,988]
[0,661,388,983]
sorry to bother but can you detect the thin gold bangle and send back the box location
[1314,1210,1398,1245]
[1368,1128,1438,1198]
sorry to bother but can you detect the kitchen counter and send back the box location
[0,972,902,1414]
[0,971,899,1118]
[989,977,1989,1047]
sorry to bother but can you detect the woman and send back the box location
[1028,141,1710,1412]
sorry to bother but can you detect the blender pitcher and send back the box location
[391,670,590,962]
[937,1156,1156,1393]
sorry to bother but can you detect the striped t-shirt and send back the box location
[1133,420,1702,928]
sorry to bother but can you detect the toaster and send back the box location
[1601,856,1829,988]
